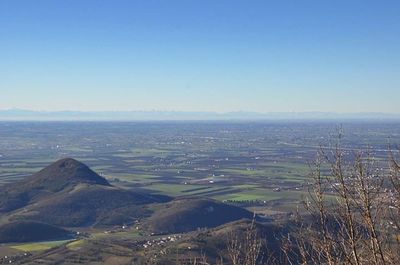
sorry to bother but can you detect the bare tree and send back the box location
[293,135,400,265]
[182,135,400,265]
[226,216,264,265]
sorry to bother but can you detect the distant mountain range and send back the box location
[0,109,399,121]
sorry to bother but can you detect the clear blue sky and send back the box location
[1,0,399,113]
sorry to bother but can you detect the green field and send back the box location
[66,239,86,250]
[144,183,208,195]
[10,240,73,252]
[215,188,307,201]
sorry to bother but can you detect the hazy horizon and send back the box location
[1,108,400,121]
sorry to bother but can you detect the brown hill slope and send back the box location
[0,158,171,229]
[0,158,110,212]
[0,221,72,243]
[145,198,254,233]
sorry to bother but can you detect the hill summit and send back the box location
[0,158,111,212]
[0,158,171,230]
[25,157,111,189]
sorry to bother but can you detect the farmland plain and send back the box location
[1,121,399,214]
[1,121,400,263]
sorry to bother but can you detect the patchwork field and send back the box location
[0,121,399,263]
[0,121,399,210]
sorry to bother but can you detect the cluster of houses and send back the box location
[1,252,31,264]
[142,235,181,249]
[103,224,132,234]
